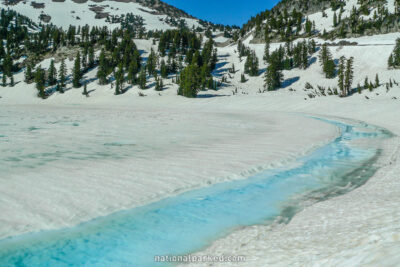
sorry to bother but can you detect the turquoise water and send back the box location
[0,118,392,267]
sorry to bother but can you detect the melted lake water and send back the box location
[0,118,392,267]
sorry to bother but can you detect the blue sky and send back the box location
[163,0,280,26]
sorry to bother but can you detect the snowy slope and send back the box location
[0,0,200,30]
[306,0,397,34]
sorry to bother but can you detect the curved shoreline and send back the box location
[0,117,391,266]
[186,117,398,267]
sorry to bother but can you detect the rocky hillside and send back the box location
[241,0,400,43]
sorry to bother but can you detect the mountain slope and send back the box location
[0,0,201,30]
[242,0,400,43]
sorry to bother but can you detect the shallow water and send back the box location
[0,118,392,267]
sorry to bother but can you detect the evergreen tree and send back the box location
[83,83,88,96]
[364,77,369,90]
[375,73,380,88]
[88,46,95,68]
[245,50,259,76]
[264,52,283,91]
[319,44,335,78]
[115,62,124,95]
[333,12,338,27]
[388,54,394,68]
[160,59,168,78]
[155,77,163,91]
[59,57,67,93]
[300,41,308,69]
[337,56,346,96]
[305,18,312,35]
[146,48,157,76]
[25,63,33,83]
[344,57,354,96]
[230,63,235,73]
[72,51,82,88]
[263,40,270,63]
[369,82,374,91]
[35,66,46,98]
[241,73,246,83]
[127,60,139,84]
[324,60,336,78]
[178,64,200,98]
[138,67,147,89]
[82,46,88,69]
[48,59,57,86]
[97,49,108,85]
[3,53,13,79]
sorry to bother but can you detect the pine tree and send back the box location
[319,44,335,78]
[305,18,312,35]
[88,46,95,68]
[73,51,82,88]
[160,59,168,78]
[83,83,88,96]
[245,50,259,76]
[35,66,46,98]
[138,67,147,89]
[82,46,88,69]
[147,48,157,76]
[300,41,308,69]
[369,82,374,91]
[3,53,13,79]
[337,56,346,96]
[48,60,57,86]
[97,49,108,85]
[155,77,163,91]
[25,63,34,83]
[364,77,369,90]
[127,60,138,84]
[178,64,200,98]
[388,54,394,68]
[333,12,338,27]
[230,63,235,73]
[344,57,354,96]
[264,52,283,91]
[59,57,67,93]
[1,74,6,87]
[241,73,246,83]
[375,73,380,88]
[263,40,270,63]
[115,62,124,95]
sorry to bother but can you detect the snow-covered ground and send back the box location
[186,96,400,267]
[0,0,200,30]
[180,32,400,266]
[0,5,400,264]
[0,100,338,240]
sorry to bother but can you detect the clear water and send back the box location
[0,118,392,267]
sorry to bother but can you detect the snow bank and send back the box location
[0,100,337,240]
[185,95,400,267]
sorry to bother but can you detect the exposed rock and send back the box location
[31,1,45,8]
[94,12,109,19]
[3,0,24,5]
[39,13,51,23]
